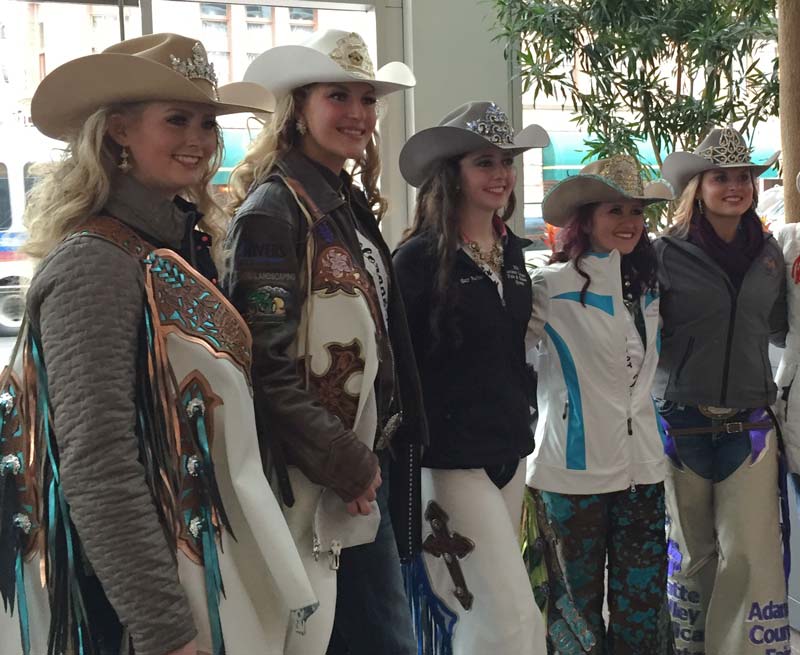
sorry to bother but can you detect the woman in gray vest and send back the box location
[655,126,788,655]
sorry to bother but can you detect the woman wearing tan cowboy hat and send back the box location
[0,33,317,655]
[392,100,548,655]
[526,155,674,654]
[224,29,425,655]
[655,127,789,655]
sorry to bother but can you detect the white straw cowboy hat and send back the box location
[243,29,415,99]
[542,155,674,228]
[399,101,550,188]
[31,33,276,140]
[661,126,780,195]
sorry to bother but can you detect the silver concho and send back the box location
[186,397,206,418]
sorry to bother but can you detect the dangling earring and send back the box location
[118,146,132,173]
[696,198,705,216]
[295,119,308,136]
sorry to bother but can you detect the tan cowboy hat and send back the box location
[542,155,674,227]
[243,29,415,99]
[399,101,550,188]
[31,33,276,140]
[661,126,780,195]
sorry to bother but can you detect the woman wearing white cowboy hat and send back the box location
[655,126,789,655]
[224,29,425,655]
[526,155,674,654]
[0,33,317,655]
[392,100,549,655]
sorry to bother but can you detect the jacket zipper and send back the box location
[719,285,739,406]
[627,415,635,493]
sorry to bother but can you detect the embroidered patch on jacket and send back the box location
[246,285,289,320]
[761,254,779,277]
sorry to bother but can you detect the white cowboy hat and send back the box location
[399,101,550,188]
[542,155,674,227]
[243,29,415,99]
[661,126,780,195]
[31,33,276,140]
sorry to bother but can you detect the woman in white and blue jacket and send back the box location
[526,155,674,654]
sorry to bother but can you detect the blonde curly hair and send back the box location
[227,85,387,221]
[23,102,226,262]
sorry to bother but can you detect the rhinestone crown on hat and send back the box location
[169,42,219,98]
[329,33,375,79]
[697,127,751,165]
[465,103,514,145]
[595,154,644,196]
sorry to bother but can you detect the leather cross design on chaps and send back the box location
[422,500,475,610]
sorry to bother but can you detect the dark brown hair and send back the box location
[400,156,516,347]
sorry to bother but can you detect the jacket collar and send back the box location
[660,230,773,280]
[275,148,348,215]
[103,174,199,249]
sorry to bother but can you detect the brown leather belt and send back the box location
[668,421,773,436]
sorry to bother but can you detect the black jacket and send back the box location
[393,227,536,469]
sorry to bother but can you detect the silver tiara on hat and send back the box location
[697,126,752,166]
[465,103,513,145]
[169,43,219,97]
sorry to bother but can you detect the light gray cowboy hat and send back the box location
[661,126,780,195]
[542,155,674,228]
[399,101,550,188]
[31,33,275,140]
[244,29,415,99]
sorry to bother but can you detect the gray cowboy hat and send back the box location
[661,126,780,195]
[244,29,415,99]
[399,101,550,188]
[542,155,674,228]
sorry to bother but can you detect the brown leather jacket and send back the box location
[224,149,428,558]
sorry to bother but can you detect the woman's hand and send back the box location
[345,469,382,516]
[167,640,198,655]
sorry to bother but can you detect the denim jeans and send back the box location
[657,402,753,482]
[325,450,416,655]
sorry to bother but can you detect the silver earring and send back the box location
[295,119,308,136]
[696,198,705,216]
[118,146,132,173]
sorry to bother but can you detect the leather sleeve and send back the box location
[225,186,378,502]
[28,236,196,655]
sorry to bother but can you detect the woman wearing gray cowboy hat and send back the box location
[0,33,317,655]
[393,101,549,655]
[223,29,425,655]
[655,126,789,655]
[526,155,674,654]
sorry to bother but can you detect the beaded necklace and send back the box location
[465,237,504,273]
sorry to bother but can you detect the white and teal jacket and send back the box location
[526,250,666,495]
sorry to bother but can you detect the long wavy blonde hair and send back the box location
[666,170,758,238]
[24,102,226,262]
[227,85,387,220]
